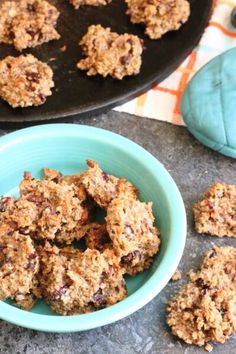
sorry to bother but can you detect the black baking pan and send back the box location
[0,0,212,121]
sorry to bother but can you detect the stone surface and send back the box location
[0,111,235,354]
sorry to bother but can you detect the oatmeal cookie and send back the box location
[0,0,60,51]
[77,25,143,80]
[19,171,89,243]
[70,0,111,10]
[126,0,190,39]
[193,182,236,237]
[0,231,39,310]
[43,168,87,203]
[82,160,138,208]
[0,54,54,108]
[39,244,126,315]
[167,246,236,349]
[0,195,40,238]
[106,190,160,276]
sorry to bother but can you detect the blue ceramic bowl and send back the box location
[0,124,186,332]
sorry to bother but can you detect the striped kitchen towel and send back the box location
[115,0,236,125]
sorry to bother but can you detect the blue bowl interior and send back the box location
[0,124,186,330]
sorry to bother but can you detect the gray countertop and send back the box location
[0,111,235,354]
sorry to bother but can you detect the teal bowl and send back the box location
[0,124,186,332]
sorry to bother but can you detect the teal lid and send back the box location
[181,47,236,158]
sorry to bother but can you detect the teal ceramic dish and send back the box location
[0,124,186,332]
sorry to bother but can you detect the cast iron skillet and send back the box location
[0,0,212,121]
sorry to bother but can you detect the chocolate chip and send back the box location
[102,172,109,182]
[121,250,141,264]
[32,237,45,246]
[0,197,12,212]
[26,252,37,271]
[208,249,217,258]
[53,285,68,299]
[38,93,46,104]
[24,171,32,180]
[0,244,6,251]
[26,71,40,83]
[220,308,226,316]
[26,29,39,40]
[27,3,36,12]
[100,233,110,245]
[0,255,10,268]
[93,288,106,308]
[29,252,37,260]
[26,194,44,205]
[124,223,134,235]
[196,278,210,294]
[0,259,6,267]
[120,54,132,66]
[51,176,61,184]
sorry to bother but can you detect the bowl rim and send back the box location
[0,123,186,332]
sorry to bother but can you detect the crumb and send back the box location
[70,0,111,10]
[60,45,67,52]
[205,343,213,352]
[171,270,181,281]
[77,25,143,80]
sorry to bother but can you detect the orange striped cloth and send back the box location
[115,0,236,125]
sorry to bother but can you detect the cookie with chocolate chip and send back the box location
[39,243,126,315]
[81,160,138,208]
[0,0,60,51]
[77,25,143,80]
[0,54,54,107]
[106,187,160,275]
[126,0,190,39]
[0,231,39,310]
[167,246,236,349]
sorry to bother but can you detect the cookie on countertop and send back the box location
[70,0,111,9]
[38,243,126,315]
[77,25,144,80]
[167,246,236,350]
[0,231,39,310]
[193,182,236,238]
[106,185,160,276]
[126,0,190,39]
[0,54,54,108]
[0,0,60,51]
[81,160,138,208]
